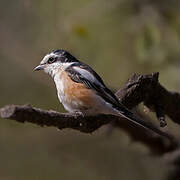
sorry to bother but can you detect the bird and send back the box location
[34,49,169,138]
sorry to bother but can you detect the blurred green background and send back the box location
[1,0,180,179]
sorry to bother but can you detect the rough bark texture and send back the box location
[116,72,180,125]
[1,72,180,179]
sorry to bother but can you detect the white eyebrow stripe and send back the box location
[41,54,50,64]
[73,66,103,86]
[41,53,59,64]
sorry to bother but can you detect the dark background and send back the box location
[0,0,180,179]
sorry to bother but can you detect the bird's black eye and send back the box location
[47,57,56,64]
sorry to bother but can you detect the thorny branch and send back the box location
[1,72,180,179]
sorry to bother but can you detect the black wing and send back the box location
[65,62,121,108]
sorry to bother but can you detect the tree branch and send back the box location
[116,72,180,125]
[0,72,180,155]
[0,104,111,133]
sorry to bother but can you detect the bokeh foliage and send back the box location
[0,0,180,179]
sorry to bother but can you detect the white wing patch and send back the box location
[73,66,103,87]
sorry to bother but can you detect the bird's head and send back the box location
[34,49,79,77]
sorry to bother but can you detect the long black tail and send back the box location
[116,105,172,140]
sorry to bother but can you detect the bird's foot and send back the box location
[74,111,85,118]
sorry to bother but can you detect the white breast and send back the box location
[54,72,65,103]
[53,63,74,103]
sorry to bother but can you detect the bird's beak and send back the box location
[34,64,44,71]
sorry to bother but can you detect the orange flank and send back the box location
[60,71,96,110]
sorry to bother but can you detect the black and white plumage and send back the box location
[34,49,169,138]
[65,63,122,108]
